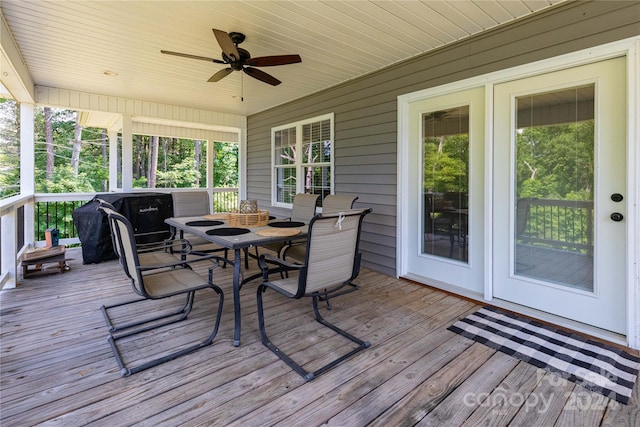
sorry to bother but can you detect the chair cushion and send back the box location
[268,276,302,296]
[143,268,208,298]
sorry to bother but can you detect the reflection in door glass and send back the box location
[422,106,469,262]
[514,85,594,291]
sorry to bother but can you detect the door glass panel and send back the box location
[514,85,594,291]
[422,106,469,262]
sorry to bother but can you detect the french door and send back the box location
[405,87,485,290]
[492,57,627,333]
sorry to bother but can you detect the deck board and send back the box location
[1,247,638,426]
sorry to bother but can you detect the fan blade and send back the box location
[245,55,302,67]
[212,29,240,62]
[208,68,234,82]
[243,67,281,86]
[161,50,225,64]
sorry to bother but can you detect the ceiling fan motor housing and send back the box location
[223,47,251,70]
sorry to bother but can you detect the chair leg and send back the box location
[257,285,369,382]
[257,285,313,380]
[240,247,262,270]
[310,295,370,377]
[105,285,224,377]
[317,282,361,310]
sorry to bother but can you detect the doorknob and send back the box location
[610,212,624,222]
[611,193,624,202]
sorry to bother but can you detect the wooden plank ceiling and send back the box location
[1,1,563,118]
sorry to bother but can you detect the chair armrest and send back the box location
[279,240,306,259]
[137,254,227,273]
[258,254,302,280]
[137,239,193,255]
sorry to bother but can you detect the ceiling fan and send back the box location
[161,29,301,86]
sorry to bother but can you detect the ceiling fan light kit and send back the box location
[161,28,301,86]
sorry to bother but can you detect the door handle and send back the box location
[610,212,624,222]
[611,193,624,202]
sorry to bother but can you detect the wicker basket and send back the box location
[227,210,270,227]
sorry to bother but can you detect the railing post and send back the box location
[23,201,35,247]
[1,210,18,289]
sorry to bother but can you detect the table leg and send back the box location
[233,248,242,347]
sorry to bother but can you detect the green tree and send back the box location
[156,157,201,188]
[423,134,469,193]
[516,121,593,200]
[0,98,20,198]
[213,141,238,187]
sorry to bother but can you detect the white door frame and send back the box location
[397,36,640,349]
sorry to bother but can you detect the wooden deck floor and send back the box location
[1,247,638,426]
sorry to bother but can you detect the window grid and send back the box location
[272,114,334,207]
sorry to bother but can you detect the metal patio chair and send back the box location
[280,194,361,308]
[172,191,229,262]
[98,201,185,270]
[281,193,359,262]
[256,208,372,381]
[101,208,225,377]
[322,193,359,212]
[253,193,320,262]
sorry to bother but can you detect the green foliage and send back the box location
[37,165,95,193]
[133,137,238,189]
[33,107,109,193]
[213,142,238,187]
[156,157,201,188]
[15,107,239,193]
[0,98,20,198]
[516,122,594,201]
[5,105,239,241]
[133,176,148,188]
[423,134,469,193]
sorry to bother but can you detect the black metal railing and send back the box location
[518,198,593,254]
[32,188,239,244]
[35,200,85,244]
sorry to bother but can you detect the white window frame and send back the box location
[271,113,334,208]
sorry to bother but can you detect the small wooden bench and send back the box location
[21,245,69,278]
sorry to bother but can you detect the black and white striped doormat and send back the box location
[448,306,640,404]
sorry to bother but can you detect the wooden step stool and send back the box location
[21,245,69,278]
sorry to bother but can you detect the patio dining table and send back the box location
[165,216,308,347]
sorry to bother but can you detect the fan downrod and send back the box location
[228,32,246,45]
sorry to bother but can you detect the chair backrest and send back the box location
[97,201,124,258]
[323,194,358,213]
[298,208,371,295]
[105,209,146,297]
[291,193,320,223]
[172,191,211,217]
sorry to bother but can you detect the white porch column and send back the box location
[20,103,35,245]
[1,209,18,289]
[120,115,133,192]
[238,123,247,200]
[2,103,35,289]
[108,130,119,191]
[207,139,214,208]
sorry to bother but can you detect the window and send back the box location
[422,106,470,262]
[272,113,334,207]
